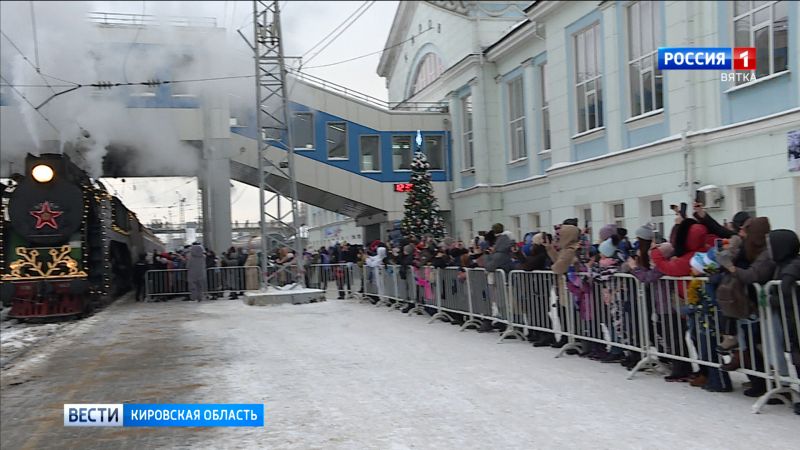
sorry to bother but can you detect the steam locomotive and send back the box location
[1,153,163,319]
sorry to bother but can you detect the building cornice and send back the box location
[485,20,536,62]
[485,1,558,61]
[377,1,418,78]
[525,0,562,21]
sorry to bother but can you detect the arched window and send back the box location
[411,52,444,96]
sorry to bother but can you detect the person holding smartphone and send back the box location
[693,200,751,240]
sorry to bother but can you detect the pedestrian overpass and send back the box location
[227,70,452,226]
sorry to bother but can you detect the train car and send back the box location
[0,153,163,319]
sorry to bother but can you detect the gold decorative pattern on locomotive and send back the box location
[112,224,131,236]
[1,245,88,280]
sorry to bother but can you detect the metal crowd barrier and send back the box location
[144,266,260,300]
[354,265,799,415]
[460,269,525,341]
[508,270,564,341]
[558,273,645,356]
[752,280,800,413]
[429,267,468,324]
[307,263,357,299]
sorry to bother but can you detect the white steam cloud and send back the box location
[0,1,258,178]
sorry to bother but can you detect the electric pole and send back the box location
[247,0,303,289]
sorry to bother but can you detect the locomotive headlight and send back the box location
[32,164,54,183]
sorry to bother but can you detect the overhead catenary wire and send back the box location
[0,29,78,92]
[299,1,370,62]
[301,26,433,70]
[2,74,256,90]
[302,1,375,67]
[0,74,59,133]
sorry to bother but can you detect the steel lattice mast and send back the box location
[251,0,303,288]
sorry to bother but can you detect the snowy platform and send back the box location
[243,285,326,306]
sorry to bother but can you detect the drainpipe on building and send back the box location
[682,126,694,203]
[684,1,698,202]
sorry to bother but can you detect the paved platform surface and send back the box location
[1,297,797,449]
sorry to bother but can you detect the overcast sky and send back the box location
[48,1,398,228]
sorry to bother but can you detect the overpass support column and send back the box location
[201,89,233,253]
[201,155,232,253]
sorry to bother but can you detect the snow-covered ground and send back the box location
[182,300,797,449]
[2,298,796,449]
[0,306,75,369]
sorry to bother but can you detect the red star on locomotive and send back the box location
[30,201,63,229]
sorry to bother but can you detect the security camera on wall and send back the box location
[696,185,724,209]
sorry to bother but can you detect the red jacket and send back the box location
[651,223,710,298]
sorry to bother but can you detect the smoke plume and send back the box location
[0,1,257,178]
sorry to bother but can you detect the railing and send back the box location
[347,264,799,415]
[144,266,259,299]
[89,12,217,28]
[286,68,448,113]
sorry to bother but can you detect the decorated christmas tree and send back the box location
[401,133,445,239]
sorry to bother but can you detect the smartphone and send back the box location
[715,238,724,251]
[679,202,688,219]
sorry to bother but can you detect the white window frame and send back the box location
[578,205,593,231]
[292,112,315,150]
[424,135,444,170]
[732,1,789,84]
[641,197,665,241]
[411,53,445,96]
[326,122,348,160]
[609,202,625,228]
[507,76,527,161]
[510,215,521,241]
[461,94,474,170]
[539,62,551,153]
[392,135,413,171]
[627,1,664,118]
[737,185,757,217]
[359,134,381,172]
[528,213,541,230]
[574,23,604,134]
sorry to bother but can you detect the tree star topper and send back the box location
[30,201,63,230]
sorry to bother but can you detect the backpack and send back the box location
[716,274,752,319]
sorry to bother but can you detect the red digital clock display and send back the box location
[394,183,413,193]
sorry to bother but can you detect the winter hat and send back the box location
[599,238,616,258]
[731,211,751,233]
[599,224,618,242]
[563,218,579,227]
[635,224,655,241]
[491,223,504,234]
[617,227,628,238]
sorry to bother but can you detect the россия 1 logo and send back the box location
[658,47,756,83]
